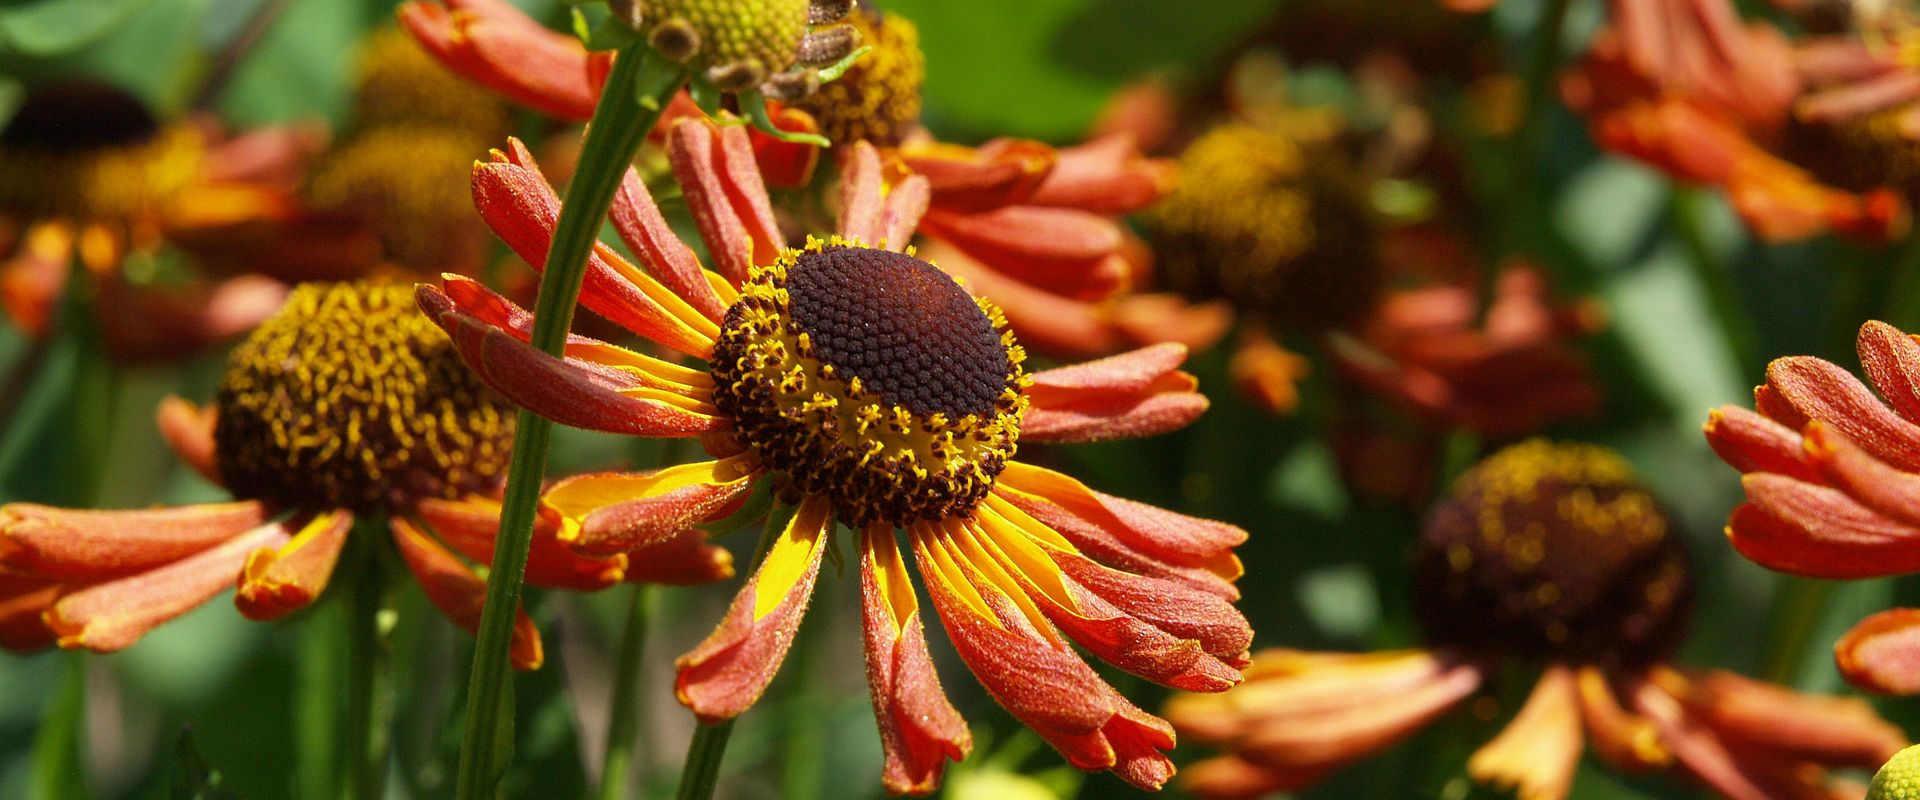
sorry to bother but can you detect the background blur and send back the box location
[0,0,1907,798]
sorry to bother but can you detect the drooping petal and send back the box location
[1801,421,1920,529]
[45,518,293,652]
[668,120,783,285]
[904,139,1056,212]
[1,501,269,579]
[234,510,354,621]
[540,458,760,557]
[1703,405,1819,482]
[859,525,969,795]
[1575,666,1670,772]
[1627,671,1782,800]
[994,463,1245,586]
[1766,355,1920,471]
[417,495,627,591]
[1856,321,1920,425]
[675,497,831,722]
[1023,343,1208,442]
[1467,666,1583,800]
[1672,668,1905,767]
[1837,608,1920,695]
[156,395,221,485]
[1732,475,1920,578]
[418,283,725,437]
[610,166,729,322]
[389,515,543,670]
[622,527,735,586]
[921,207,1128,299]
[1229,332,1312,416]
[0,573,60,652]
[397,0,600,120]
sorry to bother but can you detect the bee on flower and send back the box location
[1168,440,1905,800]
[418,117,1253,792]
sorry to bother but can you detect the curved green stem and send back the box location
[597,584,654,800]
[452,44,685,800]
[344,516,394,800]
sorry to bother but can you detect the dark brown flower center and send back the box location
[1,81,158,152]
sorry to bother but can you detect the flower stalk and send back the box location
[597,584,654,800]
[452,43,686,799]
[344,515,394,800]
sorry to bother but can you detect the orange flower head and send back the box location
[0,81,199,224]
[301,124,489,270]
[1148,122,1379,333]
[710,238,1026,526]
[791,6,922,147]
[351,25,506,137]
[1416,440,1691,667]
[1787,98,1920,203]
[214,281,515,513]
[640,0,854,98]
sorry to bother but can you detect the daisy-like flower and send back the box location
[1703,319,1920,695]
[1168,440,1906,800]
[418,120,1252,792]
[0,282,725,665]
[0,80,320,361]
[1561,0,1909,242]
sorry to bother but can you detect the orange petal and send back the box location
[1767,355,1920,471]
[540,458,760,557]
[156,395,221,485]
[1733,476,1920,578]
[1627,673,1773,800]
[0,572,60,652]
[994,463,1245,587]
[838,141,889,247]
[675,496,831,721]
[921,207,1127,300]
[1,501,269,579]
[1803,422,1920,529]
[904,138,1056,212]
[749,105,821,189]
[1467,666,1582,800]
[1678,668,1905,766]
[398,0,598,120]
[1857,320,1920,425]
[1575,666,1670,772]
[1838,608,1920,695]
[859,526,969,794]
[1022,343,1207,442]
[235,510,354,621]
[621,527,735,586]
[1027,133,1175,216]
[389,515,543,670]
[0,220,74,337]
[46,517,293,652]
[1704,405,1819,482]
[417,495,627,591]
[1229,333,1311,416]
[611,165,729,322]
[668,119,782,285]
[927,240,1125,358]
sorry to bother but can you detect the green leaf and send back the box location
[0,0,155,57]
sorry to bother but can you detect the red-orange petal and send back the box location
[1180,755,1304,800]
[539,458,760,557]
[1678,668,1905,765]
[675,497,831,721]
[994,463,1246,582]
[611,166,728,322]
[1703,405,1819,482]
[1857,320,1920,425]
[1734,475,1920,578]
[1837,608,1920,695]
[0,573,61,652]
[838,141,889,247]
[156,395,222,485]
[860,526,969,794]
[1023,342,1206,442]
[1,501,269,579]
[398,0,598,120]
[921,207,1127,300]
[1767,355,1920,471]
[389,515,543,670]
[668,120,781,286]
[417,495,627,591]
[905,139,1056,212]
[46,517,293,652]
[621,527,735,586]
[234,509,354,621]
[1027,133,1175,216]
[1803,422,1920,529]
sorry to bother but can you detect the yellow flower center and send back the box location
[793,7,923,147]
[1872,744,1920,800]
[301,124,487,269]
[0,81,200,223]
[648,0,812,87]
[709,238,1027,527]
[350,26,507,137]
[1415,440,1692,667]
[213,282,515,513]
[1149,122,1379,332]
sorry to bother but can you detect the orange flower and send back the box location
[1704,319,1920,695]
[1333,266,1605,437]
[419,121,1251,792]
[1562,0,1909,242]
[0,283,719,668]
[0,81,326,362]
[1169,441,1905,800]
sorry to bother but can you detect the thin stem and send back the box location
[344,515,394,800]
[1484,0,1576,314]
[1761,577,1835,684]
[453,44,685,800]
[596,584,654,800]
[191,0,296,111]
[672,510,790,800]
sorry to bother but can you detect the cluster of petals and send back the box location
[1560,0,1908,242]
[1167,648,1904,800]
[1705,319,1920,696]
[418,116,1252,791]
[0,397,726,668]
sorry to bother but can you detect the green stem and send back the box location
[453,44,685,800]
[597,584,654,800]
[672,510,789,800]
[1485,0,1575,313]
[344,516,394,800]
[1760,577,1835,684]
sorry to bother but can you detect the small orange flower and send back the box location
[0,283,720,667]
[1705,319,1920,695]
[1169,441,1905,800]
[420,120,1252,792]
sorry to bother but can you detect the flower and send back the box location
[1872,744,1920,799]
[418,120,1252,792]
[0,282,723,667]
[1168,440,1906,800]
[1332,265,1605,437]
[791,4,923,148]
[1702,319,1920,695]
[0,80,320,361]
[1561,0,1908,242]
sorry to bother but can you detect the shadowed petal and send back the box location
[390,515,543,670]
[838,141,889,247]
[675,497,831,721]
[1575,666,1670,772]
[45,518,293,652]
[1837,608,1920,695]
[1467,666,1582,800]
[1181,755,1310,800]
[860,525,969,794]
[0,573,60,652]
[418,496,627,590]
[540,458,760,557]
[1027,133,1175,215]
[1,501,269,579]
[156,395,221,485]
[622,528,735,585]
[1672,668,1905,766]
[235,510,354,621]
[668,120,783,285]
